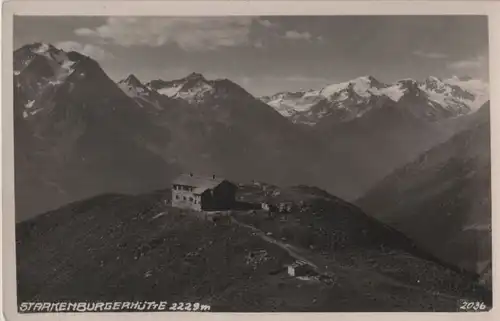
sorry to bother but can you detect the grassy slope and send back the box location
[16,191,298,311]
[16,186,490,312]
[235,185,489,297]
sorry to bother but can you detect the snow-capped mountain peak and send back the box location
[352,75,385,88]
[185,72,206,81]
[20,42,61,58]
[450,75,474,82]
[427,75,442,82]
[388,79,423,99]
[422,76,446,91]
[319,75,385,99]
[141,73,257,106]
[262,75,397,124]
[32,42,55,54]
[115,74,169,110]
[261,74,489,125]
[146,72,216,103]
[120,74,143,87]
[441,76,489,111]
[418,75,489,113]
[14,42,75,75]
[13,42,88,119]
[260,90,321,117]
[117,74,149,99]
[396,78,420,90]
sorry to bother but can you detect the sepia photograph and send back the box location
[2,1,496,316]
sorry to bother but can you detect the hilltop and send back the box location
[16,183,491,312]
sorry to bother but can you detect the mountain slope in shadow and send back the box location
[357,102,491,276]
[311,99,455,200]
[14,43,178,221]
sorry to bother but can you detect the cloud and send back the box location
[54,41,113,60]
[257,19,278,28]
[74,28,95,36]
[283,30,312,41]
[447,54,489,80]
[412,50,448,59]
[448,55,487,70]
[74,17,260,51]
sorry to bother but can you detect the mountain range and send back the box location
[14,43,324,221]
[14,43,490,216]
[13,41,491,277]
[260,75,488,126]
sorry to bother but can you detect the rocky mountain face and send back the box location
[356,102,491,274]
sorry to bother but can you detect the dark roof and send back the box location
[290,260,309,268]
[172,174,227,194]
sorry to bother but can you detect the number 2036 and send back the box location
[458,300,488,312]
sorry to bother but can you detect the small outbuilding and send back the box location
[287,260,314,277]
[261,201,293,213]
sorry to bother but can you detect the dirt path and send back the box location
[230,216,462,304]
[230,217,319,269]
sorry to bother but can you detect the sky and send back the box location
[14,15,489,96]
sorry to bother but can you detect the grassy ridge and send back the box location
[16,186,491,312]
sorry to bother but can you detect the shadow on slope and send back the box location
[357,103,491,279]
